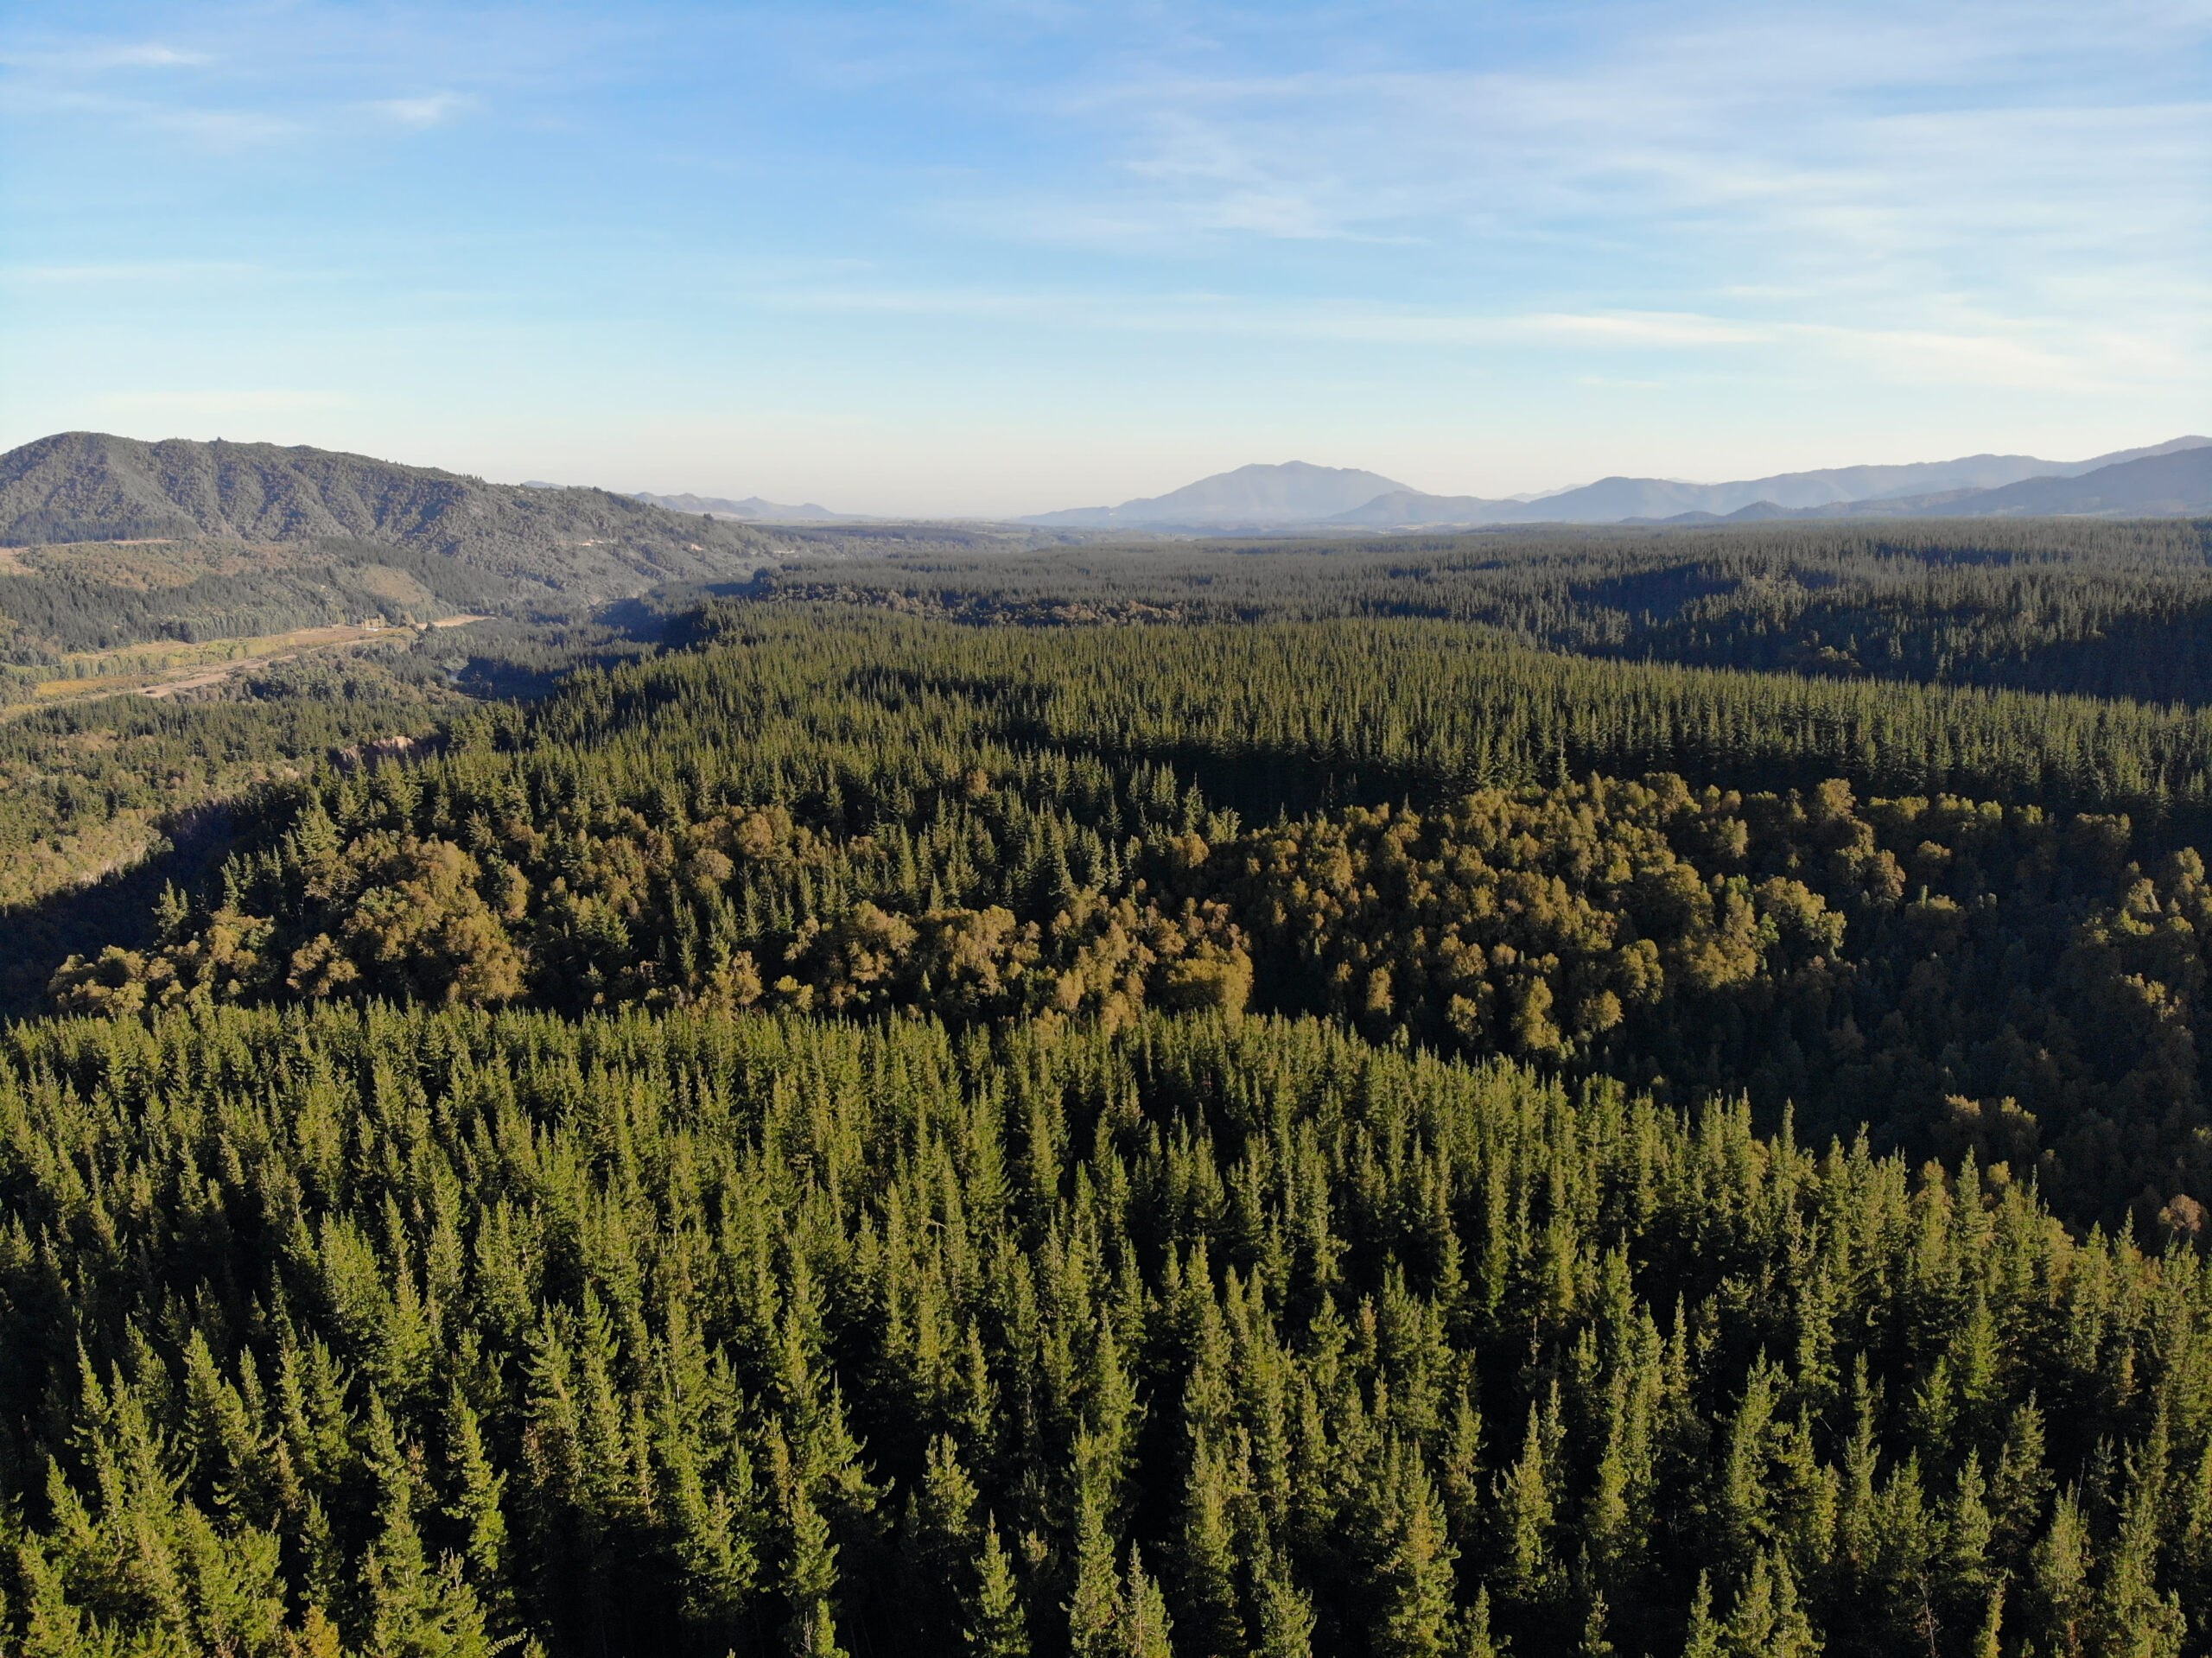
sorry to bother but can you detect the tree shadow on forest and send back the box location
[0,587,739,1024]
[0,805,236,1020]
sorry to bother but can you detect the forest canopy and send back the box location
[6,526,2212,1658]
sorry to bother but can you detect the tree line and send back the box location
[739,517,2212,704]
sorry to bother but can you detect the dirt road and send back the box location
[136,614,492,699]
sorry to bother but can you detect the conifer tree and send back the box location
[1116,1547,1175,1658]
[2031,1490,2091,1658]
[2094,1417,2185,1658]
[364,1495,499,1658]
[1714,1360,1777,1574]
[2177,1435,2212,1635]
[1376,1445,1459,1658]
[443,1386,510,1588]
[1067,1454,1122,1658]
[1679,1574,1720,1658]
[1458,1587,1507,1658]
[906,1434,984,1642]
[1495,1404,1559,1607]
[1577,1593,1612,1658]
[1946,1452,1993,1610]
[783,1475,847,1658]
[1990,1398,2053,1564]
[967,1518,1030,1658]
[1722,1552,1816,1658]
[1972,1583,2004,1658]
[1173,1429,1246,1658]
[1439,1386,1484,1549]
[1252,1551,1316,1658]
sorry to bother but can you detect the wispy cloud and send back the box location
[0,41,212,71]
[2,1,2202,504]
[0,8,522,149]
[741,280,2185,395]
[915,0,2210,397]
[370,92,467,129]
[0,259,276,284]
[1516,314,1767,349]
[149,105,304,146]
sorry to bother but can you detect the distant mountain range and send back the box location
[630,490,852,523]
[0,433,772,602]
[1024,462,1415,528]
[1024,438,2212,530]
[1693,443,2212,523]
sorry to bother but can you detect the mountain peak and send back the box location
[1022,460,1417,528]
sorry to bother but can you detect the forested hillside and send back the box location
[0,435,776,673]
[0,434,1149,673]
[9,540,2212,1657]
[0,538,519,669]
[744,516,2212,704]
[0,434,771,593]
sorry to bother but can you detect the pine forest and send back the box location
[5,518,2212,1658]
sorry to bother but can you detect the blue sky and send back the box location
[2,2,2206,516]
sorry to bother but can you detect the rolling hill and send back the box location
[0,432,774,600]
[0,432,788,667]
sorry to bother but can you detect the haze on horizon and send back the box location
[2,1,2205,519]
